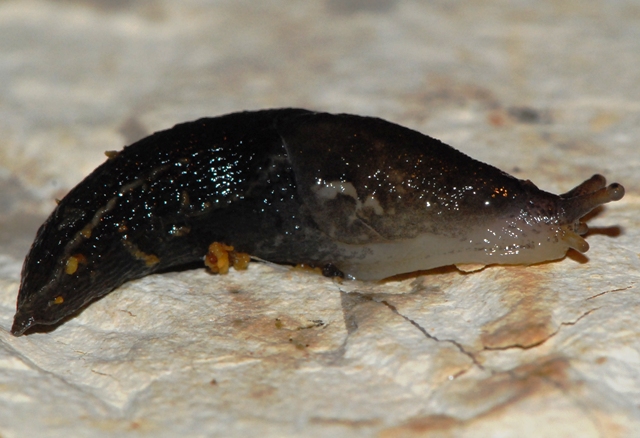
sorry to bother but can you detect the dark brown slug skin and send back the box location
[13,109,320,335]
[11,109,624,335]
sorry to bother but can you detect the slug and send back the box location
[10,108,625,336]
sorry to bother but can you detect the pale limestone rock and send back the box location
[0,1,638,437]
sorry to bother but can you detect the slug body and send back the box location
[11,108,625,335]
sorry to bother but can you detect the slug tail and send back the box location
[11,311,34,336]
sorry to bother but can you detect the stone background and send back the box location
[0,1,638,437]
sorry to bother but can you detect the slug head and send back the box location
[446,174,625,270]
[556,174,625,253]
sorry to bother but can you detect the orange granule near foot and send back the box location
[204,242,250,274]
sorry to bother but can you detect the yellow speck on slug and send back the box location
[65,256,79,275]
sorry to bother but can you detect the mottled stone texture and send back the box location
[0,1,638,437]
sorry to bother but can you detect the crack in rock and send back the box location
[482,307,600,351]
[586,284,634,301]
[334,287,484,373]
[377,299,485,371]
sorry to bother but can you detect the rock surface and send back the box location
[0,1,638,437]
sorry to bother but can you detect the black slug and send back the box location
[11,108,625,336]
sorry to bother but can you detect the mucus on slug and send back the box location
[11,108,625,336]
